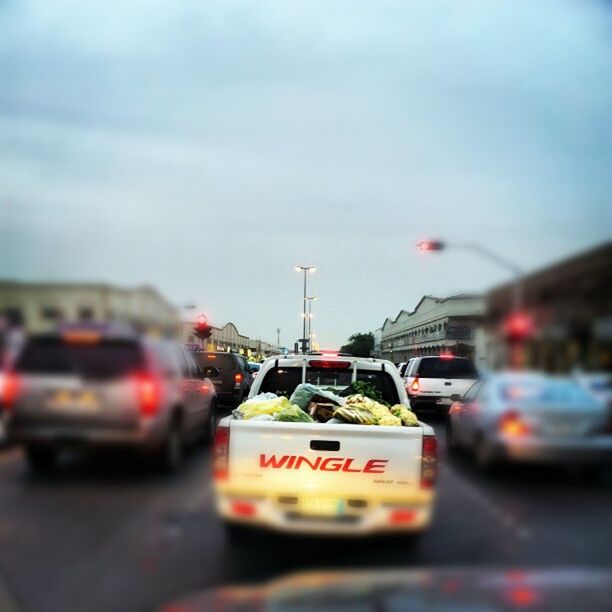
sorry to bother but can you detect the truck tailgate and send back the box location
[227,420,424,498]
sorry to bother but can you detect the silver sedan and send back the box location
[447,372,612,470]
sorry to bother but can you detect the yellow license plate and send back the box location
[49,390,100,411]
[300,497,343,516]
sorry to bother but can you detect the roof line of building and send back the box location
[382,293,482,327]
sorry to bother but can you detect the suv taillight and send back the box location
[213,423,230,480]
[1,372,20,410]
[410,377,420,393]
[133,373,160,417]
[234,373,243,384]
[420,434,438,489]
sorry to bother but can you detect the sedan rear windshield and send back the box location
[258,367,400,405]
[500,381,596,406]
[16,338,145,380]
[195,353,237,372]
[417,358,478,379]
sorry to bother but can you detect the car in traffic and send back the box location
[447,372,612,470]
[1,325,218,472]
[404,355,479,413]
[247,361,261,378]
[213,354,438,538]
[573,370,612,409]
[193,351,253,408]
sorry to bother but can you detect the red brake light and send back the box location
[439,353,453,360]
[133,373,160,417]
[310,360,351,369]
[234,373,243,384]
[230,500,256,518]
[389,509,417,525]
[213,423,230,480]
[2,372,20,410]
[411,377,420,392]
[421,434,438,489]
[499,410,531,437]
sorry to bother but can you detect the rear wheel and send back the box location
[203,401,217,445]
[446,420,460,455]
[474,435,496,471]
[223,521,251,543]
[155,420,183,472]
[26,445,57,474]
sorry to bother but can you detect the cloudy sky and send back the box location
[1,0,611,347]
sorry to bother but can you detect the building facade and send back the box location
[487,241,612,372]
[0,281,180,338]
[181,320,281,360]
[380,294,486,364]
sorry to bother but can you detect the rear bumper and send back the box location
[409,396,451,411]
[5,416,167,450]
[495,435,612,464]
[215,490,434,535]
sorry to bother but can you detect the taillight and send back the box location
[234,373,243,384]
[499,410,531,437]
[230,500,255,517]
[309,360,352,369]
[389,509,417,525]
[421,434,438,489]
[1,372,20,410]
[213,423,230,480]
[133,373,160,417]
[411,378,420,392]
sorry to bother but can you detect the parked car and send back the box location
[404,355,479,413]
[447,372,612,470]
[193,352,253,408]
[213,354,438,537]
[2,326,217,472]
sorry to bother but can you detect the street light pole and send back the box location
[417,240,523,310]
[276,327,281,348]
[305,296,317,352]
[295,266,316,353]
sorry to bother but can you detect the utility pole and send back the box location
[276,327,281,348]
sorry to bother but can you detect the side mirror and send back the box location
[450,393,462,403]
[202,366,219,378]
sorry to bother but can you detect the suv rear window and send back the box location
[258,367,400,405]
[195,353,237,372]
[16,338,145,380]
[417,357,478,379]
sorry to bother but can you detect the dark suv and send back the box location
[193,352,253,408]
[2,328,217,472]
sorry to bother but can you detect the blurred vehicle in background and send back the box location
[447,372,612,471]
[397,362,408,377]
[573,370,612,409]
[160,568,612,612]
[248,361,261,378]
[404,355,479,414]
[214,355,437,538]
[2,324,217,472]
[193,351,253,408]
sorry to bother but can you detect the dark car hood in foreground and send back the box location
[159,568,612,611]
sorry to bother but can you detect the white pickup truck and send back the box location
[213,354,438,536]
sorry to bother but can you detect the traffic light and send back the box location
[502,311,535,342]
[193,314,212,340]
[417,240,446,252]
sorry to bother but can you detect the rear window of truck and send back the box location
[258,367,400,405]
[16,338,145,380]
[417,357,478,379]
[195,353,237,372]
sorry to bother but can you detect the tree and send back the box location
[340,332,374,357]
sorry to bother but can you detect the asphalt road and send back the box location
[0,418,611,612]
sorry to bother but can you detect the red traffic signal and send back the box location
[502,311,535,342]
[417,240,445,252]
[193,314,212,340]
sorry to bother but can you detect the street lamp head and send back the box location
[294,266,302,272]
[309,267,316,273]
[417,240,446,252]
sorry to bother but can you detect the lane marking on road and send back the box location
[442,464,531,541]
